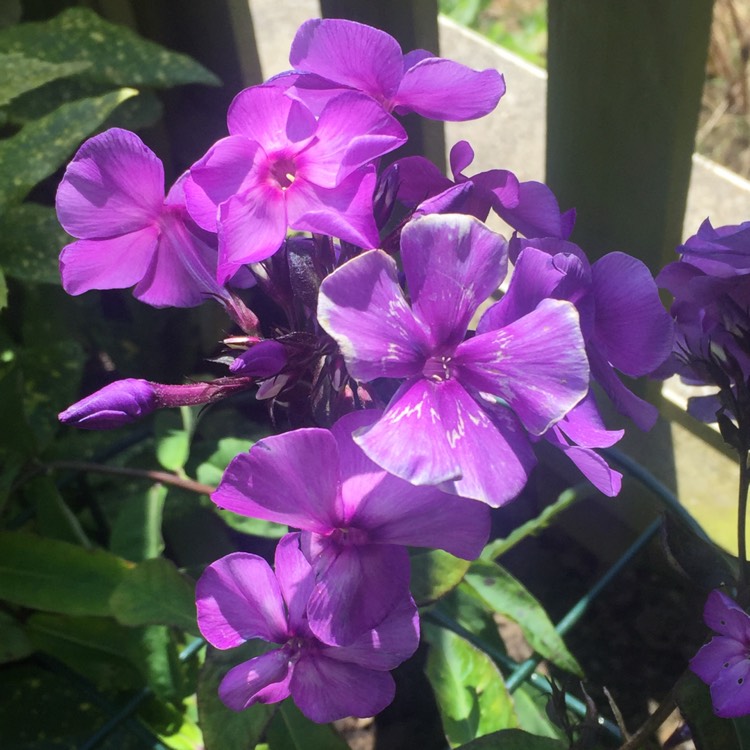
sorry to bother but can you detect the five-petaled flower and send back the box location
[690,589,750,718]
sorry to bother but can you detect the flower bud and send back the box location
[59,379,157,429]
[229,340,287,377]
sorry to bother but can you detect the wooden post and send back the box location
[546,0,714,271]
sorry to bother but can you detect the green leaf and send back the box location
[0,87,137,209]
[411,548,471,605]
[196,436,254,486]
[197,642,278,750]
[512,685,565,741]
[110,557,198,635]
[0,611,33,664]
[26,612,144,691]
[424,623,519,747]
[155,410,192,473]
[0,53,90,106]
[266,701,349,750]
[677,671,740,750]
[0,531,131,616]
[138,625,186,703]
[29,474,91,547]
[110,483,166,562]
[481,485,590,561]
[0,7,219,89]
[453,728,566,750]
[734,716,750,750]
[463,560,582,676]
[0,203,70,283]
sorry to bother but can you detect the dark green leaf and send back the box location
[0,87,137,209]
[0,7,219,89]
[677,671,739,750]
[198,642,278,750]
[266,701,349,750]
[411,548,471,605]
[0,203,70,283]
[0,366,37,457]
[424,623,518,747]
[0,611,33,663]
[110,557,198,635]
[110,483,166,562]
[29,474,91,547]
[454,728,566,749]
[0,53,90,106]
[0,531,131,616]
[463,560,582,676]
[26,612,144,691]
[0,267,6,310]
[735,716,750,750]
[0,662,143,749]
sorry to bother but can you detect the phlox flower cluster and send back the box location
[56,17,674,722]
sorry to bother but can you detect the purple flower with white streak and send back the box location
[279,18,505,122]
[196,533,419,722]
[212,409,489,645]
[499,238,674,431]
[184,85,406,282]
[690,589,750,718]
[56,128,230,308]
[384,140,576,240]
[318,213,590,506]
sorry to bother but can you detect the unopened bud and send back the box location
[59,379,157,429]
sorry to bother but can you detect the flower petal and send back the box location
[495,180,574,239]
[323,594,420,670]
[332,410,491,558]
[456,299,589,435]
[401,213,508,349]
[56,128,163,238]
[59,227,158,296]
[185,136,262,232]
[290,19,404,101]
[690,636,746,685]
[274,533,316,636]
[305,541,411,646]
[591,252,674,376]
[291,653,395,723]
[196,553,288,648]
[710,659,750,718]
[227,85,316,147]
[395,59,505,121]
[302,92,406,187]
[218,649,292,711]
[212,428,342,533]
[317,249,429,381]
[216,182,287,282]
[704,590,750,641]
[285,167,380,249]
[545,430,622,497]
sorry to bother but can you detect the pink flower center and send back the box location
[269,156,297,190]
[423,354,454,382]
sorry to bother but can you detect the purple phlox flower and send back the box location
[212,409,490,645]
[59,376,256,430]
[383,141,575,240]
[677,217,750,278]
[317,213,590,506]
[473,244,622,495]
[56,128,233,308]
[690,589,750,718]
[278,18,504,122]
[501,238,674,431]
[196,533,419,723]
[657,241,750,406]
[184,85,406,283]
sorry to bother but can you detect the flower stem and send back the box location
[46,460,216,496]
[738,449,750,592]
